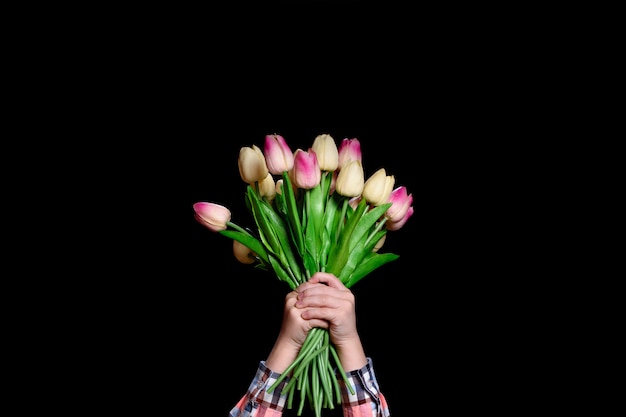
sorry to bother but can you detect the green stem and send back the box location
[364,217,387,247]
[330,343,355,395]
[284,338,327,392]
[226,221,252,236]
[268,328,325,393]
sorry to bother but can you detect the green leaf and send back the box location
[347,203,391,253]
[326,198,367,277]
[345,252,399,288]
[307,185,324,238]
[282,172,305,254]
[320,193,340,268]
[246,187,282,253]
[247,186,304,284]
[319,227,332,271]
[267,254,298,290]
[219,230,269,264]
[274,186,287,216]
[322,193,340,239]
[337,229,386,282]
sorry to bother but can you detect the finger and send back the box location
[301,305,348,325]
[295,280,323,293]
[308,272,344,289]
[297,286,353,313]
[298,279,352,302]
[285,290,298,302]
[283,291,299,309]
[302,315,329,330]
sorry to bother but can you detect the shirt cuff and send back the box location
[246,361,290,410]
[340,357,383,403]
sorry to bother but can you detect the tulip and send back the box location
[193,202,231,232]
[275,179,284,195]
[386,206,414,231]
[264,134,294,175]
[335,160,364,197]
[258,172,276,202]
[194,132,413,417]
[233,240,257,264]
[337,138,362,169]
[362,168,395,206]
[348,196,361,211]
[386,186,413,223]
[292,148,321,190]
[373,234,386,252]
[311,134,339,172]
[238,145,269,184]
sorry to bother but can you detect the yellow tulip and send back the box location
[362,168,395,206]
[335,160,364,197]
[258,172,276,202]
[373,234,386,252]
[311,134,339,172]
[233,240,257,264]
[238,145,269,184]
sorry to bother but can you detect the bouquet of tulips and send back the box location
[193,133,413,416]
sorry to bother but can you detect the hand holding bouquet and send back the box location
[193,133,413,416]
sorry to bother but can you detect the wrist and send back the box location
[265,337,300,374]
[335,336,367,372]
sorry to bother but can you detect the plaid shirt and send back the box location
[229,357,390,417]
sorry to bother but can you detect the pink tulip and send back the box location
[386,206,414,231]
[264,134,294,174]
[292,148,321,189]
[193,202,231,232]
[385,186,413,222]
[337,138,362,169]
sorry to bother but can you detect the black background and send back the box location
[71,3,544,416]
[139,129,490,417]
[120,103,518,416]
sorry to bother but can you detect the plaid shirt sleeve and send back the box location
[229,361,287,417]
[230,358,390,417]
[339,357,391,417]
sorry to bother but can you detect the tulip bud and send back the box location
[238,145,269,184]
[387,206,414,231]
[193,202,231,232]
[348,196,362,210]
[311,134,339,172]
[373,234,386,252]
[362,168,395,206]
[337,138,362,169]
[264,134,294,174]
[233,240,257,264]
[258,172,276,202]
[386,186,413,222]
[335,160,364,197]
[275,179,284,195]
[292,149,321,190]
